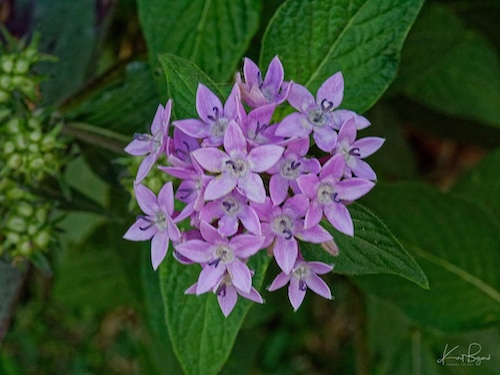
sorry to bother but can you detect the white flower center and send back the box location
[225,158,249,179]
[317,183,339,205]
[272,214,294,240]
[280,159,301,180]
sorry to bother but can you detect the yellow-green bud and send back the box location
[27,223,38,236]
[15,134,27,150]
[0,90,9,102]
[1,56,14,73]
[28,117,41,129]
[7,216,27,232]
[18,240,33,256]
[30,157,44,169]
[7,154,22,169]
[6,232,20,244]
[35,207,48,223]
[14,59,30,75]
[29,130,42,142]
[28,143,39,153]
[0,75,11,89]
[7,187,24,200]
[34,230,51,249]
[3,141,15,154]
[6,117,21,133]
[17,202,34,217]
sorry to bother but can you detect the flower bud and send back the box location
[30,157,45,170]
[7,216,27,232]
[34,230,51,248]
[17,202,34,217]
[0,75,11,89]
[29,130,42,142]
[3,141,16,154]
[0,90,9,102]
[1,56,14,73]
[14,59,30,75]
[18,240,33,256]
[6,117,22,133]
[7,154,22,169]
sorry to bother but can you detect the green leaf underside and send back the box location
[395,4,500,128]
[160,250,271,375]
[451,147,500,218]
[159,54,227,120]
[260,0,425,113]
[138,0,261,83]
[358,182,500,331]
[301,203,428,289]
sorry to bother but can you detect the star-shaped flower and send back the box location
[123,182,180,270]
[125,100,172,182]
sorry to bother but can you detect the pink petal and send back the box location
[167,218,181,242]
[275,112,310,138]
[263,56,284,92]
[335,178,375,201]
[151,231,169,270]
[173,118,209,139]
[205,175,237,201]
[123,219,156,241]
[218,214,239,237]
[351,137,385,158]
[274,237,298,274]
[218,283,238,317]
[324,204,354,236]
[288,277,306,311]
[243,57,261,87]
[304,273,332,300]
[158,181,175,215]
[270,174,289,206]
[200,221,223,244]
[308,262,334,275]
[316,71,344,109]
[268,272,292,291]
[224,120,247,154]
[124,138,150,156]
[299,224,333,243]
[196,84,223,123]
[320,154,345,180]
[223,83,241,120]
[287,83,315,112]
[174,239,212,263]
[150,103,165,134]
[191,148,227,172]
[227,259,252,293]
[297,174,319,199]
[134,184,158,215]
[136,153,157,183]
[304,201,323,230]
[237,172,266,203]
[247,145,284,172]
[237,204,262,235]
[238,286,264,304]
[350,158,377,180]
[337,117,357,145]
[197,265,225,294]
[313,126,337,152]
[230,234,264,258]
[332,110,370,130]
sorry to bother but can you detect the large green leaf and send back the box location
[260,0,424,113]
[159,54,226,120]
[301,203,428,289]
[137,0,261,83]
[160,250,271,375]
[35,0,96,105]
[394,4,500,128]
[451,147,500,218]
[358,183,500,331]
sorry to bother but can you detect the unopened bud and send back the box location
[34,230,51,248]
[17,202,34,217]
[7,154,22,169]
[14,59,30,75]
[7,216,27,232]
[0,75,11,89]
[6,117,22,133]
[321,239,339,257]
[1,57,14,73]
[3,141,15,154]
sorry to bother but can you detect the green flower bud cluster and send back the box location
[0,178,56,258]
[0,31,65,261]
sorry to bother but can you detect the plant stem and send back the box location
[63,122,129,154]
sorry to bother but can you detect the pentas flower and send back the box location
[125,100,172,182]
[236,55,291,108]
[252,195,332,274]
[175,222,265,294]
[174,83,242,147]
[123,182,180,270]
[297,154,375,236]
[200,190,261,237]
[267,137,321,205]
[166,127,200,169]
[268,257,333,311]
[238,103,284,146]
[276,72,344,152]
[191,120,284,203]
[186,271,264,317]
[333,117,385,180]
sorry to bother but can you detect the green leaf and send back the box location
[260,0,425,113]
[137,0,261,83]
[0,260,25,342]
[451,147,500,218]
[65,62,160,135]
[358,182,500,331]
[35,0,96,105]
[301,203,428,289]
[160,250,271,375]
[159,54,226,120]
[394,4,500,128]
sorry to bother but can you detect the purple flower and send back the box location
[175,221,265,294]
[267,138,321,205]
[123,182,181,270]
[297,154,375,236]
[252,195,332,274]
[239,103,284,146]
[191,120,284,203]
[174,83,242,147]
[125,100,172,182]
[333,117,385,180]
[236,56,291,108]
[268,258,333,311]
[166,127,200,169]
[186,272,264,317]
[275,73,344,152]
[200,190,261,236]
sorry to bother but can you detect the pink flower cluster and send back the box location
[123,56,384,316]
